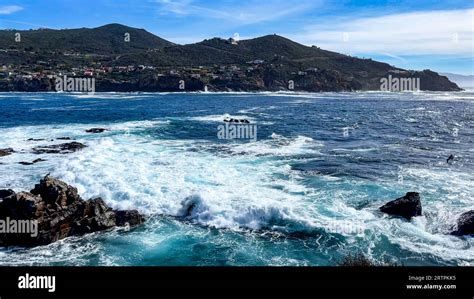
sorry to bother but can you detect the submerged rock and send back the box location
[19,158,47,165]
[379,192,422,219]
[223,118,250,124]
[0,175,144,247]
[339,253,376,267]
[451,210,474,236]
[32,142,86,154]
[0,148,15,157]
[85,128,108,133]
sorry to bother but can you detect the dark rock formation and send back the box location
[447,154,455,164]
[379,192,422,219]
[85,128,108,133]
[115,210,144,227]
[0,175,144,247]
[451,210,473,236]
[339,253,376,267]
[0,77,55,92]
[32,142,86,154]
[19,158,47,165]
[338,253,396,266]
[0,148,14,157]
[28,138,71,141]
[223,118,251,124]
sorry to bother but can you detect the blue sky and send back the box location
[0,0,473,75]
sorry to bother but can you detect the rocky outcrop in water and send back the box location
[0,148,14,157]
[27,138,72,141]
[85,128,108,133]
[451,210,474,236]
[19,158,47,165]
[0,175,144,247]
[32,142,86,154]
[379,192,422,219]
[223,118,250,123]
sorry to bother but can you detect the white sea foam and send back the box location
[1,123,324,235]
[1,95,473,265]
[70,93,153,100]
[227,134,322,156]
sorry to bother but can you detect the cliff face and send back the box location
[417,70,462,91]
[0,78,55,92]
[0,24,462,92]
[0,70,460,93]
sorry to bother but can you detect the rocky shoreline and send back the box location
[0,175,144,247]
[0,69,462,93]
[0,133,471,247]
[0,177,471,249]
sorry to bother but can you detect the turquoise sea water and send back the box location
[0,91,472,266]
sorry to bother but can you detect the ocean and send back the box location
[0,91,472,266]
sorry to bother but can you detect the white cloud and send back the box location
[0,5,23,15]
[291,9,474,56]
[155,0,319,25]
[155,0,193,15]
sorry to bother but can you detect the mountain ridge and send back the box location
[0,23,462,92]
[0,23,174,54]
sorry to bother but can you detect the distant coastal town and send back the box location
[0,24,462,92]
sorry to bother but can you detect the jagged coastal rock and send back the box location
[451,210,474,236]
[85,128,108,133]
[0,148,15,157]
[379,192,422,219]
[19,158,47,165]
[32,142,86,154]
[223,118,251,123]
[0,175,144,247]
